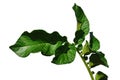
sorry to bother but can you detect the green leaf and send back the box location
[74,30,85,45]
[73,3,89,35]
[89,32,100,51]
[77,44,83,51]
[89,52,109,68]
[95,71,108,80]
[81,41,91,55]
[10,30,67,57]
[52,43,76,64]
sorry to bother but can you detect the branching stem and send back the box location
[77,50,94,80]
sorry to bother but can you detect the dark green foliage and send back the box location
[9,3,109,80]
[73,3,89,35]
[77,44,83,51]
[95,71,108,80]
[10,30,67,57]
[52,43,76,64]
[90,32,100,51]
[74,30,85,45]
[89,52,109,68]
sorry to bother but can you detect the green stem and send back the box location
[77,50,94,80]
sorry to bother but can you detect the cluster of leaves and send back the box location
[10,3,109,80]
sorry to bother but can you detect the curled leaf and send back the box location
[10,30,67,57]
[95,71,108,80]
[73,3,89,35]
[89,52,109,68]
[52,43,76,64]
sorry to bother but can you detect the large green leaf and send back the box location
[89,32,100,51]
[89,52,109,68]
[74,30,85,45]
[73,3,89,35]
[52,43,76,64]
[10,30,67,57]
[95,71,108,80]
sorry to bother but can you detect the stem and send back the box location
[77,50,94,80]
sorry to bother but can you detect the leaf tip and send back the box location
[90,32,93,36]
[72,3,77,10]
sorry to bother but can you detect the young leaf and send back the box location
[81,41,91,55]
[73,3,89,35]
[74,30,85,45]
[10,30,67,57]
[52,43,76,64]
[77,44,83,51]
[95,71,108,80]
[89,32,100,51]
[89,52,109,68]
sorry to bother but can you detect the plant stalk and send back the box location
[77,51,94,80]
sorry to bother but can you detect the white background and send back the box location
[0,0,119,80]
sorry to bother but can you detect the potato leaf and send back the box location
[95,71,108,80]
[10,30,67,57]
[77,44,83,51]
[9,3,109,80]
[74,30,85,45]
[89,52,109,68]
[81,41,91,55]
[73,3,89,35]
[52,43,76,64]
[89,32,100,51]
